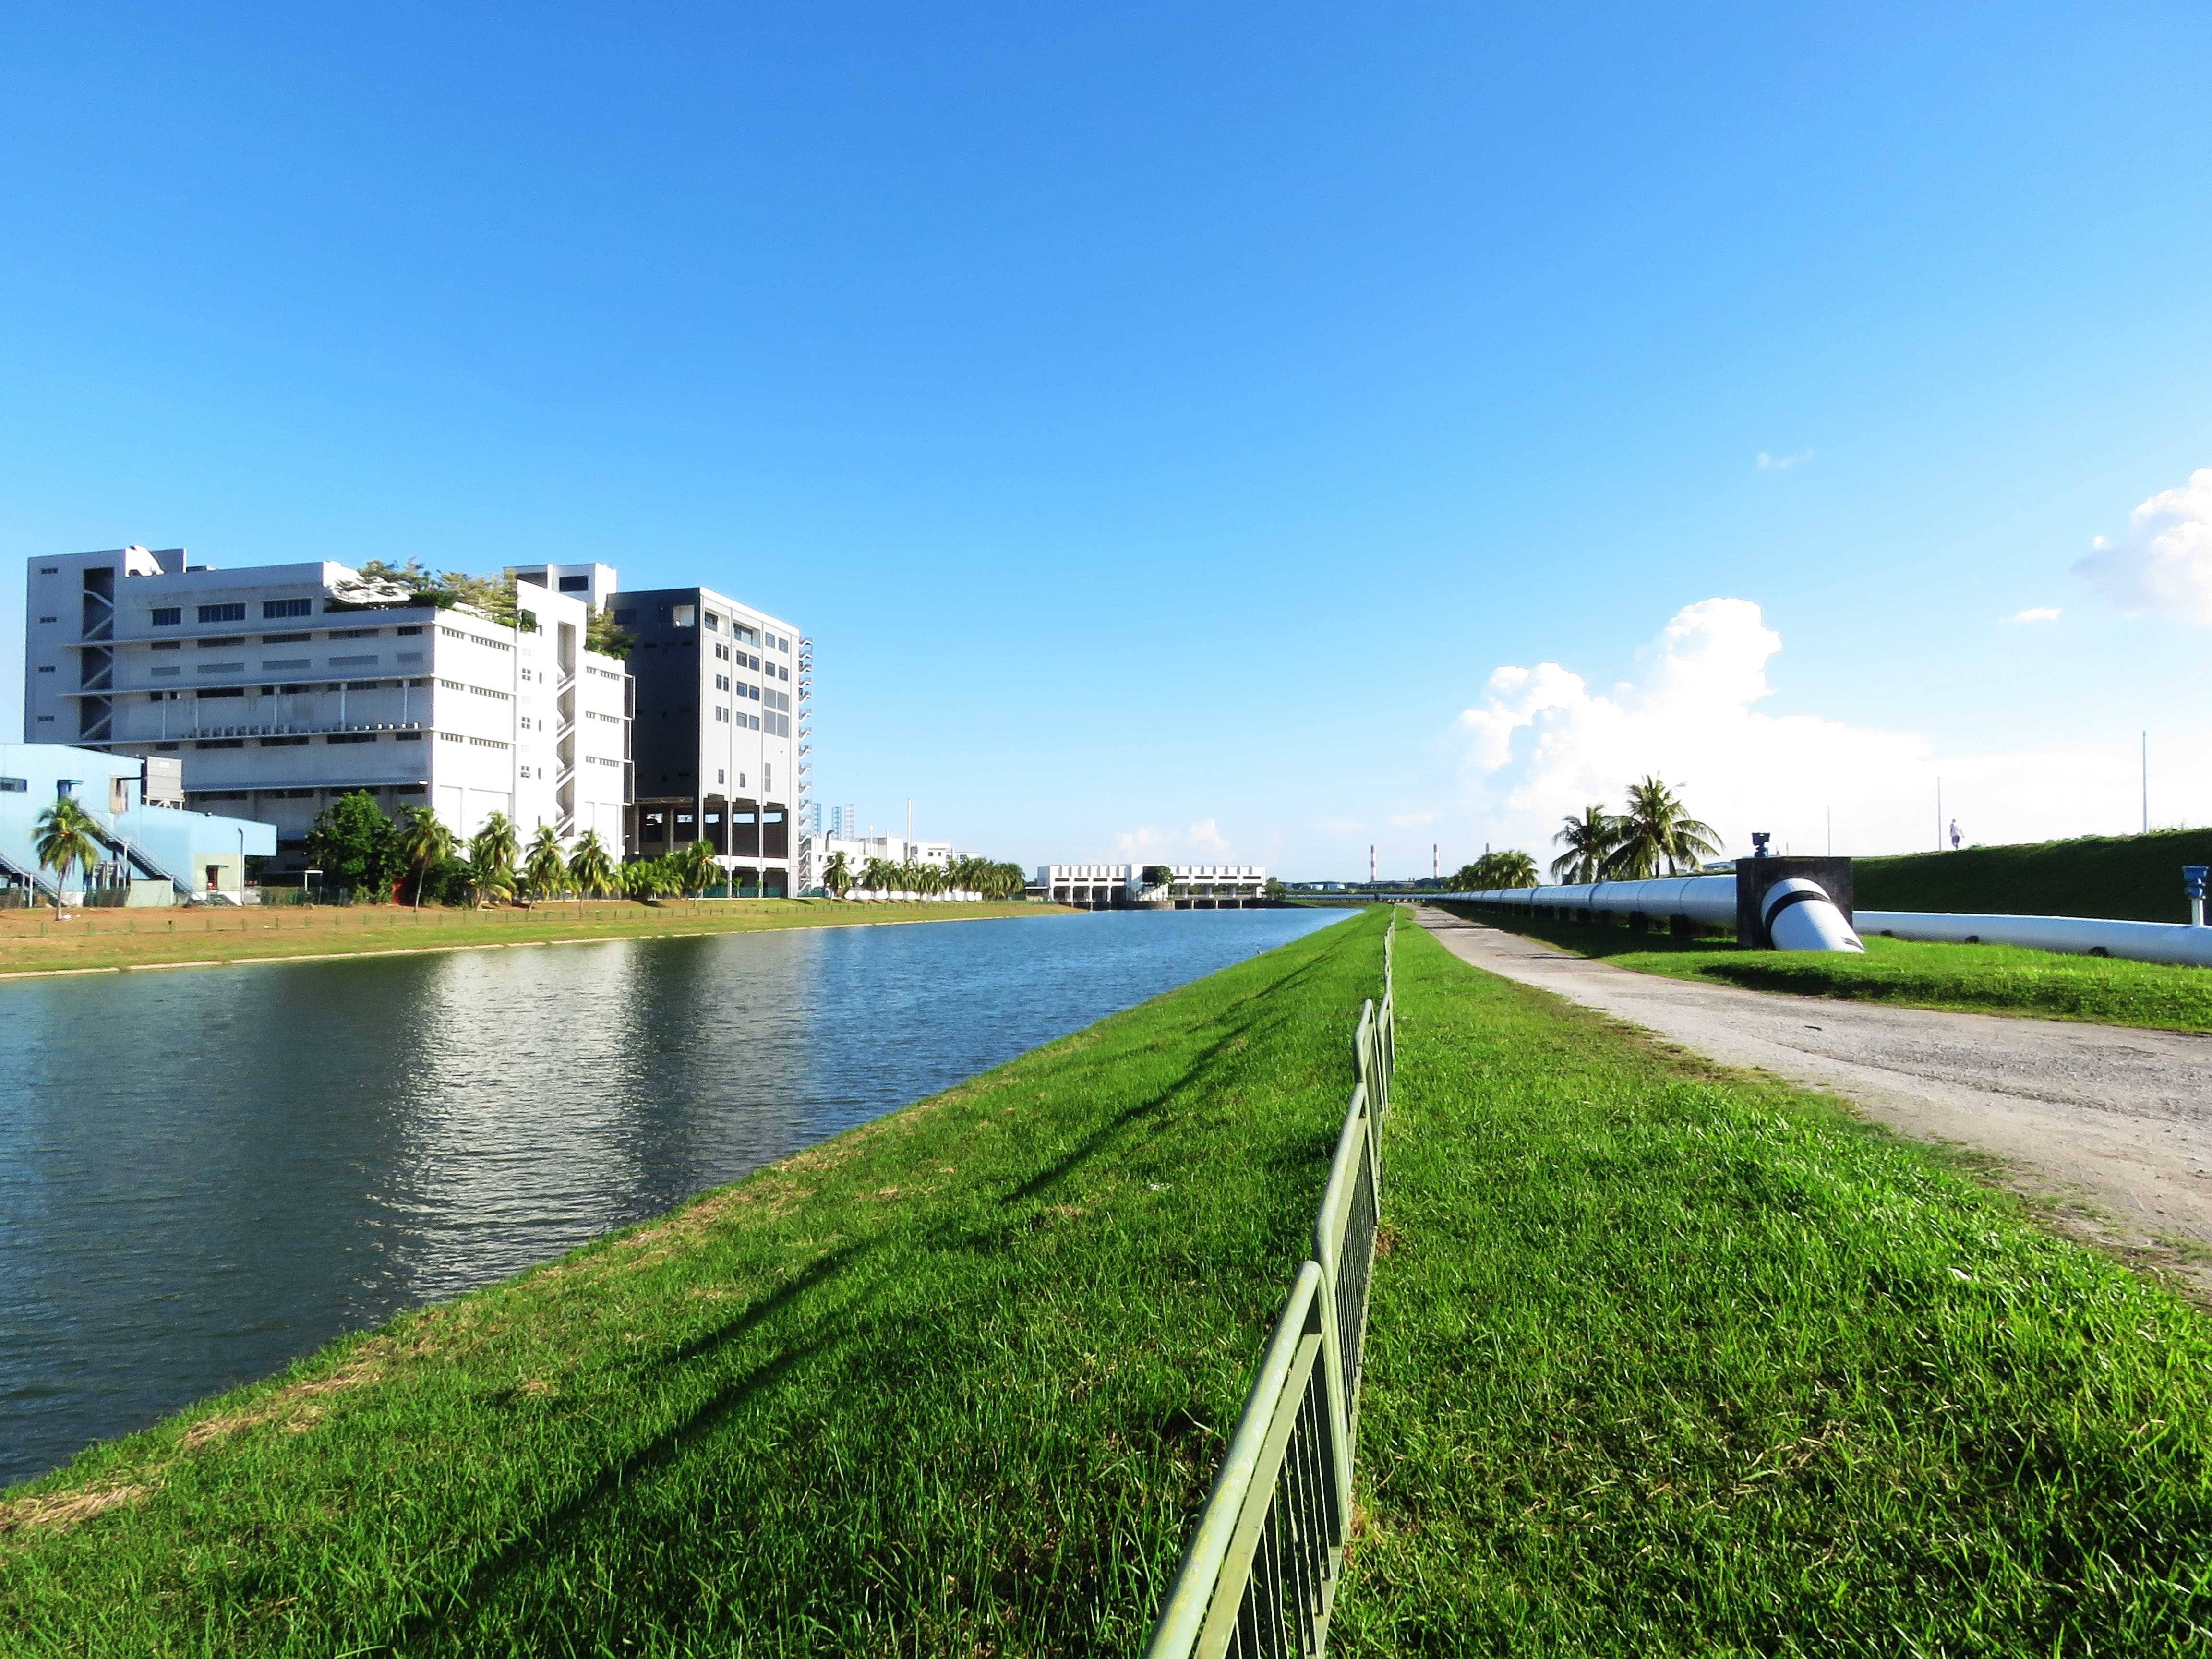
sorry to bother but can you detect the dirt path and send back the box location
[1418,907,2212,1293]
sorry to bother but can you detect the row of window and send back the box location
[144,626,417,648]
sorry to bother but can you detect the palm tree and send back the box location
[1606,776,1722,879]
[1551,805,1618,884]
[860,857,894,900]
[33,796,104,912]
[466,813,518,909]
[522,825,570,903]
[674,838,718,898]
[396,805,454,907]
[568,830,616,914]
[823,850,852,899]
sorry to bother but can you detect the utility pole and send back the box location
[1370,844,1376,886]
[2143,731,2149,834]
[906,798,913,860]
[1936,777,1942,853]
[1432,843,1439,881]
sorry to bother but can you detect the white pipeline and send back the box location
[1857,910,2212,968]
[1445,872,1865,952]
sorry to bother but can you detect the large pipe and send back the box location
[1857,910,2212,968]
[1445,873,1866,952]
[1761,877,1863,952]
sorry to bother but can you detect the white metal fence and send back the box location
[1146,911,1395,1658]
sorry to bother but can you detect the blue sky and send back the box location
[5,3,2210,876]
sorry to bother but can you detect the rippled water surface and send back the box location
[0,907,1348,1485]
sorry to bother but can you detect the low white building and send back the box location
[1036,862,1270,909]
[816,832,954,872]
[23,546,630,862]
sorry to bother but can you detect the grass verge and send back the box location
[0,897,1062,978]
[0,911,1379,1656]
[1434,902,2212,1033]
[1335,921,2212,1654]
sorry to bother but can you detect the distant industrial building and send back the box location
[22,547,627,865]
[1036,862,1269,909]
[1,743,275,902]
[608,584,810,895]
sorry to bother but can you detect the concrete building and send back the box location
[1,743,275,902]
[1036,862,1270,909]
[612,584,810,895]
[22,546,628,863]
[814,832,955,872]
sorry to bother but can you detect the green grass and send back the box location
[0,912,1381,1657]
[13,906,2212,1655]
[1335,922,2212,1654]
[1857,826,2212,923]
[1436,903,2212,1033]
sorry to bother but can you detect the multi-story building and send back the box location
[22,546,629,861]
[611,584,810,895]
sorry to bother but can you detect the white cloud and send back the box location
[1455,598,1931,859]
[1451,598,2207,858]
[2074,466,2212,622]
[1111,818,1230,856]
[1756,449,1813,470]
[2006,607,2061,624]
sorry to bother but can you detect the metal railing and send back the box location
[1147,911,1396,1659]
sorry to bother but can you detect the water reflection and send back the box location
[0,908,1346,1484]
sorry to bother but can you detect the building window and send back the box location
[326,733,377,745]
[262,598,313,619]
[197,602,246,624]
[196,686,245,700]
[558,575,589,592]
[263,632,310,644]
[152,640,180,651]
[0,778,24,793]
[37,616,56,624]
[36,664,53,673]
[396,625,423,636]
[714,706,729,722]
[151,607,182,627]
[195,739,244,750]
[714,674,729,691]
[672,604,696,628]
[613,608,636,625]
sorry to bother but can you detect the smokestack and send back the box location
[1370,844,1376,885]
[1432,843,1439,880]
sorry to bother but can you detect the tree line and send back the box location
[819,849,1028,901]
[294,791,1024,906]
[1449,775,1723,890]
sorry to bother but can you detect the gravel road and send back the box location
[1418,907,2212,1286]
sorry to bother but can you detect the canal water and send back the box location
[0,907,1348,1487]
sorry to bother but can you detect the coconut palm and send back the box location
[823,850,852,899]
[396,805,454,907]
[33,795,105,912]
[466,812,518,908]
[522,825,570,903]
[1606,776,1722,879]
[568,830,617,912]
[675,838,719,898]
[1550,805,1618,884]
[860,857,894,900]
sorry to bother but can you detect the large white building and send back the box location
[23,546,630,862]
[1035,862,1270,909]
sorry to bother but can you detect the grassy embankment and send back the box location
[9,906,2210,1652]
[0,910,1379,1655]
[0,896,1060,978]
[1434,902,2212,1033]
[1857,825,2212,923]
[1332,925,2212,1650]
